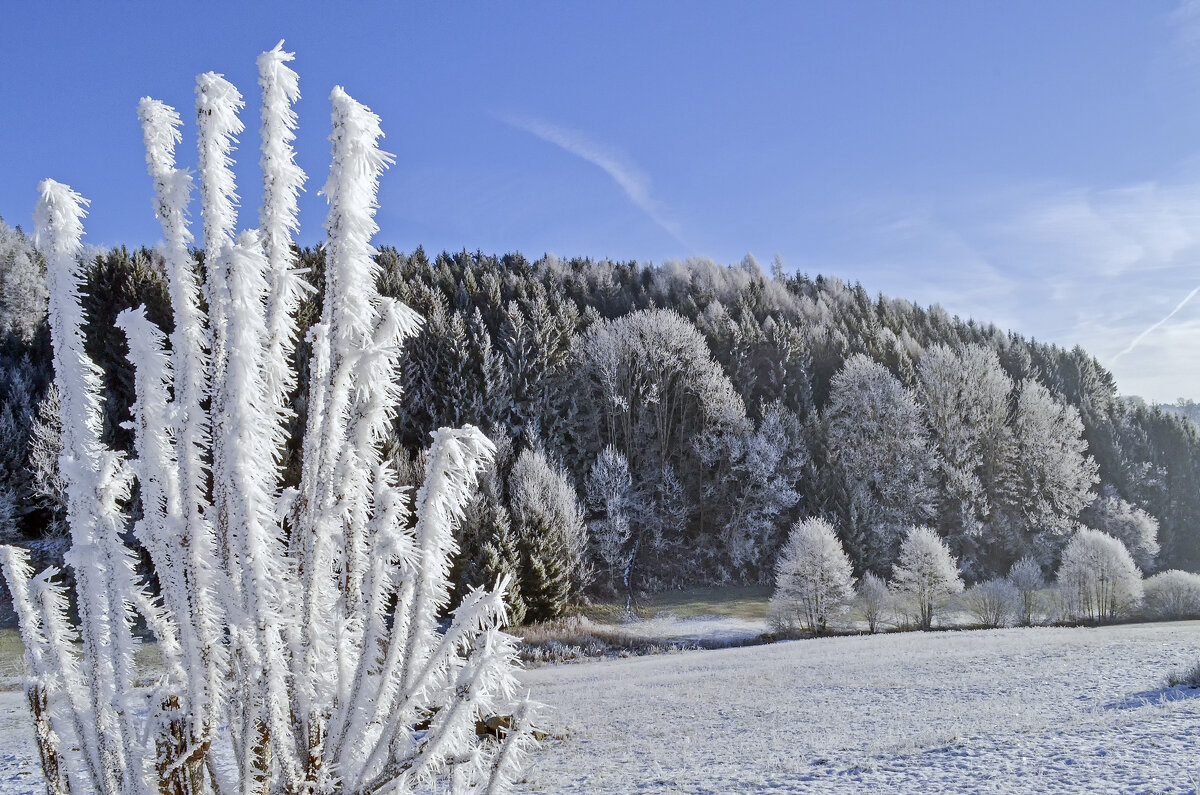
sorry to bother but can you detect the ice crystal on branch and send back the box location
[3,43,534,795]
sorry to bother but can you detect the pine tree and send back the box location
[585,444,634,597]
[509,447,589,621]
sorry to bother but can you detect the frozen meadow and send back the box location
[515,621,1200,793]
[4,622,1199,793]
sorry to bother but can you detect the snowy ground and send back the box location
[3,622,1199,793]
[516,621,1200,793]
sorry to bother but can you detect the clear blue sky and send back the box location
[4,1,1200,401]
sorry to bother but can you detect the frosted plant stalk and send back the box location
[3,43,535,795]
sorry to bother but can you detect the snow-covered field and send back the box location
[517,621,1200,793]
[3,621,1199,793]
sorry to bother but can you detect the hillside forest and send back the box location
[1,217,1196,624]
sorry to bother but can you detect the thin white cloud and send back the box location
[1111,281,1200,362]
[498,113,689,249]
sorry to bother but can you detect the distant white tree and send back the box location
[1007,556,1044,626]
[0,217,47,342]
[0,486,18,545]
[769,517,855,635]
[1142,569,1200,620]
[963,578,1019,628]
[890,526,964,630]
[825,355,938,574]
[1056,527,1143,623]
[1,45,535,794]
[1081,490,1159,572]
[855,571,891,634]
[585,444,633,597]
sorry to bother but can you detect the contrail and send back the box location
[1111,282,1200,362]
[497,113,689,250]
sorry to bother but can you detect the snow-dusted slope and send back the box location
[3,621,1199,793]
[517,622,1200,793]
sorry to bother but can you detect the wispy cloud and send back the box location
[826,175,1200,401]
[498,113,688,249]
[1112,282,1200,361]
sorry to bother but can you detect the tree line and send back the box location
[3,220,1199,623]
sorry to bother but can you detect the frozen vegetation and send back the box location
[1,45,532,793]
[5,33,1200,795]
[4,621,1199,792]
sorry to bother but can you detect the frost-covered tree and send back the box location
[0,217,48,343]
[963,578,1019,628]
[578,308,745,586]
[769,517,855,635]
[916,344,1013,577]
[998,378,1099,566]
[1,45,535,795]
[1007,556,1044,626]
[890,525,964,630]
[0,355,39,544]
[699,401,806,579]
[824,354,937,575]
[1142,569,1200,619]
[509,447,589,621]
[25,384,67,546]
[1056,527,1143,623]
[452,436,528,627]
[1080,489,1159,572]
[584,444,633,598]
[855,571,891,634]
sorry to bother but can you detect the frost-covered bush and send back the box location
[963,578,1019,628]
[890,526,964,630]
[1166,661,1200,689]
[510,447,589,621]
[1142,569,1200,620]
[855,571,891,634]
[1056,527,1143,623]
[769,517,855,635]
[1007,555,1045,626]
[0,44,534,794]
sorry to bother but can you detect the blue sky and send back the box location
[5,1,1200,401]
